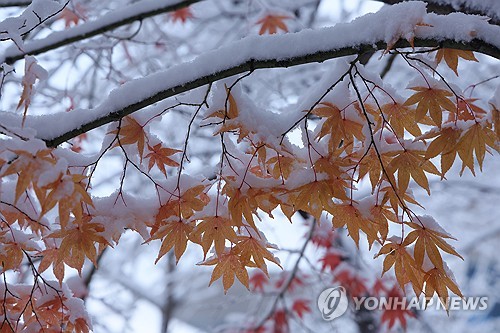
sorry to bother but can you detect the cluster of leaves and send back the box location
[0,1,499,332]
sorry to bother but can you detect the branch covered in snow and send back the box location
[0,0,31,7]
[374,0,500,26]
[1,1,499,147]
[0,0,203,64]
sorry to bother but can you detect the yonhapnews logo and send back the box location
[317,286,349,320]
[317,285,488,320]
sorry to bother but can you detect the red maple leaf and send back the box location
[171,7,194,23]
[380,286,416,330]
[319,251,343,272]
[249,271,268,292]
[292,299,311,319]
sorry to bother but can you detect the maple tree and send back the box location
[0,0,499,332]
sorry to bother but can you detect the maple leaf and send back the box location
[223,184,259,230]
[492,104,500,141]
[38,173,94,229]
[207,86,251,142]
[380,286,416,329]
[435,48,478,76]
[313,102,364,151]
[152,185,209,228]
[38,247,65,283]
[456,122,497,175]
[404,86,456,126]
[48,217,109,274]
[380,183,423,216]
[145,143,181,176]
[199,250,250,293]
[376,240,424,296]
[403,221,462,271]
[149,220,195,263]
[191,215,238,257]
[331,203,379,248]
[17,57,47,126]
[368,203,397,243]
[256,14,290,35]
[170,7,194,23]
[273,309,289,333]
[109,116,147,159]
[420,126,462,176]
[449,98,487,122]
[386,148,440,195]
[382,102,424,137]
[319,251,343,272]
[0,231,37,272]
[292,299,311,319]
[423,267,463,310]
[233,235,281,275]
[249,271,268,292]
[334,269,367,298]
[265,154,296,180]
[292,179,348,220]
[2,148,56,202]
[358,147,391,192]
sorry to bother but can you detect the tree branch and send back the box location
[1,0,204,64]
[0,0,31,7]
[373,0,500,26]
[32,37,499,148]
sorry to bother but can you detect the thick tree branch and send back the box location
[1,0,204,64]
[374,0,500,26]
[31,37,499,148]
[0,0,31,7]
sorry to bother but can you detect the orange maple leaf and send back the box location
[404,86,456,126]
[145,143,181,176]
[435,48,477,76]
[256,14,290,35]
[199,250,250,293]
[403,221,462,271]
[109,116,147,159]
[376,240,425,297]
[233,235,281,275]
[2,149,56,203]
[456,122,497,175]
[149,220,195,263]
[191,215,239,257]
[48,217,109,274]
[386,148,441,195]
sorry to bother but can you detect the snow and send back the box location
[0,0,202,63]
[0,1,498,145]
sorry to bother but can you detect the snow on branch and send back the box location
[0,0,31,7]
[0,0,203,65]
[1,1,498,147]
[375,0,500,26]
